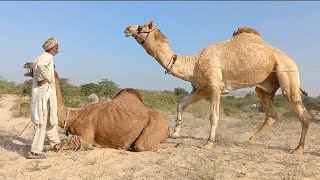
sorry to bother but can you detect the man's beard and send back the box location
[50,50,59,56]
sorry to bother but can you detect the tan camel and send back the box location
[24,62,169,151]
[124,21,311,154]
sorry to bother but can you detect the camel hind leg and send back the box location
[249,84,279,144]
[134,111,169,152]
[277,70,311,154]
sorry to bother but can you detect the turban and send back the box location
[42,37,58,51]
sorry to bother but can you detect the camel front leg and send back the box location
[172,90,206,138]
[58,135,93,152]
[204,86,221,148]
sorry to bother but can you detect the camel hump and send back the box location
[232,27,261,37]
[115,88,143,102]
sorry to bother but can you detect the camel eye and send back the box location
[138,26,142,32]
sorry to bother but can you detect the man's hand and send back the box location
[37,79,50,86]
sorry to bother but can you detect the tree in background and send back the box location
[80,83,101,96]
[98,79,120,98]
[174,87,190,101]
[60,78,87,107]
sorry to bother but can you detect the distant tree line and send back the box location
[2,75,320,115]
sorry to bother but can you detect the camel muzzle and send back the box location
[23,62,34,77]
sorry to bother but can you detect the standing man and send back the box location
[27,37,61,159]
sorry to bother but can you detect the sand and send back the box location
[1,94,320,180]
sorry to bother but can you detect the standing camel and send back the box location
[124,21,311,154]
[24,62,169,152]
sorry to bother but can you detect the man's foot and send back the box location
[53,144,61,152]
[26,152,45,159]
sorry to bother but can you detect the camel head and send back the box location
[124,21,167,46]
[23,62,35,78]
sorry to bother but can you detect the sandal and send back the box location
[26,151,45,159]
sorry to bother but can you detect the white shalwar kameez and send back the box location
[30,52,60,154]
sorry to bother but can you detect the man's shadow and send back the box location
[0,133,31,157]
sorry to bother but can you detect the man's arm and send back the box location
[36,56,53,86]
[37,78,50,86]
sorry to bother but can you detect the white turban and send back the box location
[42,37,58,51]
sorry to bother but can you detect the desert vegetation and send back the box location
[1,76,320,121]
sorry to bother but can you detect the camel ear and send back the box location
[149,21,157,29]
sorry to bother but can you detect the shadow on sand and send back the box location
[0,134,31,157]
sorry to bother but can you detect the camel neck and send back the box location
[54,73,77,132]
[144,43,196,82]
[57,106,78,133]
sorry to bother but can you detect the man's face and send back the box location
[50,44,59,56]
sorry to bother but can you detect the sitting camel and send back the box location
[24,62,169,151]
[125,21,311,154]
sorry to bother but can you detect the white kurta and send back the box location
[31,52,58,125]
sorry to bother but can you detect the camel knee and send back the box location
[300,117,310,128]
[177,103,185,113]
[303,109,312,120]
[134,145,146,152]
[134,143,151,152]
[265,117,276,125]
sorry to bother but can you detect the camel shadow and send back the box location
[258,144,293,153]
[169,135,207,142]
[306,151,320,157]
[264,145,320,157]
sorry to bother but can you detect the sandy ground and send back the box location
[1,94,320,180]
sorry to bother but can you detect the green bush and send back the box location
[220,94,260,118]
[60,78,89,108]
[184,99,211,119]
[140,90,178,113]
[0,77,16,94]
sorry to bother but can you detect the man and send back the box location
[27,37,61,159]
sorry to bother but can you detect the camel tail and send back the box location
[300,88,308,96]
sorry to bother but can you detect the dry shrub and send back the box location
[190,149,226,180]
[10,98,31,118]
[26,161,51,172]
[0,128,29,155]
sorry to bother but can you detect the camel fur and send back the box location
[24,62,169,152]
[125,21,311,154]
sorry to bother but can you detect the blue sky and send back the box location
[1,1,320,96]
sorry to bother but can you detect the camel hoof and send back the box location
[170,132,180,139]
[201,141,215,149]
[247,138,256,145]
[291,147,304,155]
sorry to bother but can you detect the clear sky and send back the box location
[1,1,320,96]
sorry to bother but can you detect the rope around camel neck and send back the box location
[58,105,70,134]
[63,109,70,133]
